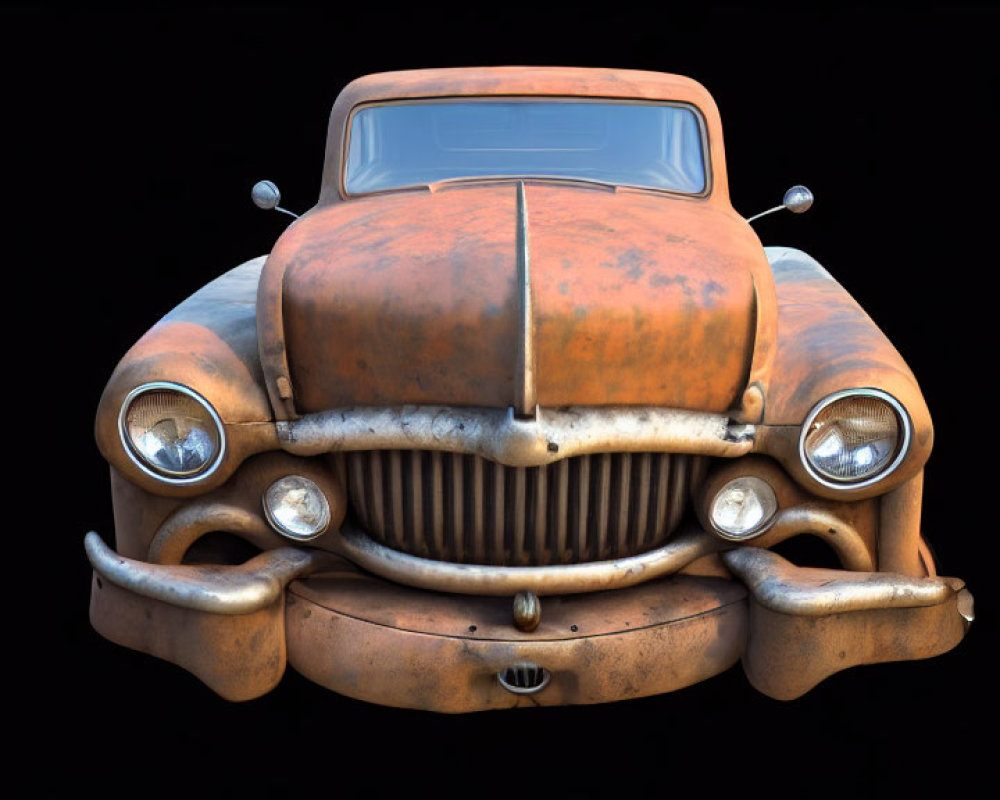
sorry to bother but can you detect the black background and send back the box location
[10,5,997,795]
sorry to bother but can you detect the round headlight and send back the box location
[800,389,910,487]
[709,476,778,540]
[263,475,331,541]
[119,382,225,482]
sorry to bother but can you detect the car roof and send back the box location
[334,66,717,106]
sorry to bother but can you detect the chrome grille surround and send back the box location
[346,450,706,566]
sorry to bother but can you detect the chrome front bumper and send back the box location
[85,531,972,708]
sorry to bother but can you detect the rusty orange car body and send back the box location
[86,67,971,710]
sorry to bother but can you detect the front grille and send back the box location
[346,450,705,566]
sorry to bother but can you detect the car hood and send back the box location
[262,182,769,414]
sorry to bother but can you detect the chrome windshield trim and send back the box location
[342,97,712,199]
[276,405,755,468]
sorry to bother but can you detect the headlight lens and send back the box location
[709,476,778,540]
[263,475,331,541]
[120,383,224,481]
[801,390,909,486]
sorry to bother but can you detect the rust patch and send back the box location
[259,182,766,413]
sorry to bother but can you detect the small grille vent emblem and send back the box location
[497,661,550,695]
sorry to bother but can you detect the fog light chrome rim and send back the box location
[263,475,331,541]
[709,475,778,541]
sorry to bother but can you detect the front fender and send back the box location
[755,247,932,498]
[94,256,278,496]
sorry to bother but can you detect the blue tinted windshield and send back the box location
[345,101,707,195]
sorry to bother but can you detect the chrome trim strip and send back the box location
[722,548,964,616]
[85,532,335,615]
[329,504,875,595]
[277,405,755,468]
[515,181,536,415]
[329,524,723,596]
[798,388,912,490]
[117,381,227,486]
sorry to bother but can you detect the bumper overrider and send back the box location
[85,519,972,710]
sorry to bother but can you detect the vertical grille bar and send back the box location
[347,450,704,566]
[408,450,424,555]
[690,456,709,501]
[471,455,484,563]
[533,463,548,564]
[348,452,366,528]
[512,467,527,565]
[451,453,464,563]
[387,451,404,548]
[492,459,505,564]
[634,453,651,551]
[668,455,689,533]
[554,460,569,563]
[615,453,632,558]
[593,454,611,560]
[369,451,385,543]
[653,453,670,546]
[574,456,590,562]
[429,451,445,557]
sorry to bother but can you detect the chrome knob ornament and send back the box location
[782,184,814,214]
[512,590,542,632]
[746,184,815,223]
[251,179,300,219]
[251,179,281,210]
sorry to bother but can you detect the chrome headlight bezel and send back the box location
[798,388,912,490]
[117,381,227,484]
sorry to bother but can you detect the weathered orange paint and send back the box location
[90,574,287,702]
[765,249,928,425]
[742,584,968,701]
[279,184,520,411]
[263,181,767,414]
[286,563,748,711]
[527,183,761,408]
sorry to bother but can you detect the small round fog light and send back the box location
[709,476,778,541]
[263,475,331,541]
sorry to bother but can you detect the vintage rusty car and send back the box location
[85,66,972,710]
